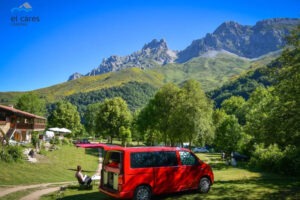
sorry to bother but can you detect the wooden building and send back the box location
[0,104,46,144]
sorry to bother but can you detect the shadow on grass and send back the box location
[60,192,114,200]
[210,162,230,170]
[85,148,99,157]
[58,185,114,200]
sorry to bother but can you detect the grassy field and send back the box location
[1,145,299,199]
[39,150,300,200]
[0,145,99,185]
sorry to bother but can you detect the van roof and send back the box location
[76,143,189,152]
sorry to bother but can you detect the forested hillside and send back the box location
[208,59,278,107]
[65,81,157,116]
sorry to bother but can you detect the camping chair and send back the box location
[76,175,93,190]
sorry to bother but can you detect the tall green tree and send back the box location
[15,92,46,116]
[137,83,181,146]
[119,126,132,147]
[96,97,132,143]
[244,86,279,146]
[84,102,101,137]
[131,110,143,145]
[137,80,214,147]
[48,101,83,137]
[171,80,214,147]
[221,96,246,125]
[214,110,242,154]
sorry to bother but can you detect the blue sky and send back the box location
[0,0,299,92]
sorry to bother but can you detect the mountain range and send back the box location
[1,18,299,112]
[68,18,300,81]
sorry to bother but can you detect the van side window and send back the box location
[179,151,198,165]
[156,151,178,166]
[131,152,156,168]
[130,151,178,168]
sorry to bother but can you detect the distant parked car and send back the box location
[231,152,249,161]
[193,147,209,153]
[73,138,90,144]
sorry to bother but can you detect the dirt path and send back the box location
[0,181,74,199]
[20,186,61,200]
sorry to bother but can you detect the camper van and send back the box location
[77,144,214,200]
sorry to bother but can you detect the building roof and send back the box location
[0,104,46,120]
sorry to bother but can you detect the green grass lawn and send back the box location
[0,145,99,185]
[1,145,299,199]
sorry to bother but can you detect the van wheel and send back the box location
[198,177,211,193]
[134,185,151,200]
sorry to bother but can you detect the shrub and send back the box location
[31,132,39,148]
[50,137,61,145]
[61,138,70,145]
[249,143,284,172]
[249,143,300,175]
[0,145,23,162]
[280,145,300,176]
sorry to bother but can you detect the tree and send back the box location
[119,126,132,147]
[48,101,83,137]
[96,97,132,143]
[171,80,214,147]
[137,83,181,146]
[131,110,143,145]
[221,96,246,125]
[214,111,242,154]
[84,103,101,137]
[137,80,214,147]
[15,92,46,116]
[244,86,279,146]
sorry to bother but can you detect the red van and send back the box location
[77,144,214,200]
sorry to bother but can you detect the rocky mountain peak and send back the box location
[213,21,249,36]
[142,39,168,51]
[176,18,300,63]
[81,39,176,78]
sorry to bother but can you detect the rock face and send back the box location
[176,18,300,62]
[68,72,83,81]
[68,18,300,81]
[85,39,177,77]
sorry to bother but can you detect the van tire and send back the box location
[133,185,152,200]
[198,177,211,193]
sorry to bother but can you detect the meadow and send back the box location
[1,145,299,200]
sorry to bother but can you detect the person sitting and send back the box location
[28,149,35,158]
[75,165,92,186]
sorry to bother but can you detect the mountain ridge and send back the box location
[68,18,300,81]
